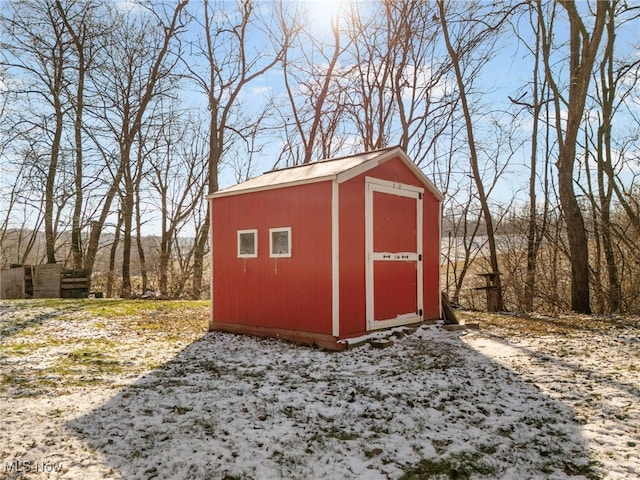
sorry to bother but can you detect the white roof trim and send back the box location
[210,175,335,198]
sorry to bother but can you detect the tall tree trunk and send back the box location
[120,160,133,297]
[192,134,221,299]
[118,0,188,297]
[45,60,64,264]
[523,3,549,313]
[584,124,605,313]
[70,48,85,270]
[56,1,86,270]
[159,190,170,295]
[106,211,123,298]
[597,1,621,312]
[135,179,148,294]
[191,212,209,299]
[85,164,125,290]
[548,1,607,313]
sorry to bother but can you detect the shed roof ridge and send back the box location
[263,145,402,175]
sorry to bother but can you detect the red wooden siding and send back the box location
[212,181,333,334]
[421,195,441,320]
[372,191,417,252]
[373,261,417,320]
[336,175,366,336]
[367,156,425,189]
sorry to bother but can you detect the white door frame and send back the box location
[365,177,423,331]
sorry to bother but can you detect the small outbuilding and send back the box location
[209,146,444,350]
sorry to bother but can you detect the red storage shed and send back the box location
[209,146,444,350]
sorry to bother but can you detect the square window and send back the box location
[237,229,257,258]
[270,227,291,258]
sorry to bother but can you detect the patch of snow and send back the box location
[338,325,421,346]
[463,324,639,480]
[1,303,638,479]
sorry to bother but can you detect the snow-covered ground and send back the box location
[0,300,638,479]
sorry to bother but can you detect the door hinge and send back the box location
[418,254,422,261]
[419,192,422,200]
[417,309,423,316]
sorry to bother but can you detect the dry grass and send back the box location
[457,309,640,337]
[0,299,209,395]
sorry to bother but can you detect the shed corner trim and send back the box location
[331,179,340,337]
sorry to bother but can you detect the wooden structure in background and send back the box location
[440,291,459,325]
[33,264,61,298]
[60,269,90,298]
[0,265,33,299]
[475,272,502,312]
[0,265,90,299]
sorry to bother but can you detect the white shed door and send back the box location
[365,178,423,331]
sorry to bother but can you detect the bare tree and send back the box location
[594,3,620,312]
[105,210,123,298]
[186,0,290,298]
[541,0,607,313]
[335,0,455,171]
[0,157,46,266]
[88,0,189,297]
[1,0,76,264]
[508,0,554,312]
[342,1,398,151]
[145,110,208,297]
[579,0,640,313]
[133,127,150,294]
[436,0,511,311]
[278,3,349,165]
[54,0,105,271]
[524,2,551,313]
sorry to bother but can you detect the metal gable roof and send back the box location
[209,145,444,201]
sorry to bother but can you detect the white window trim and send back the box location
[269,227,292,258]
[237,229,258,258]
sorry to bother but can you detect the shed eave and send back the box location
[207,174,336,199]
